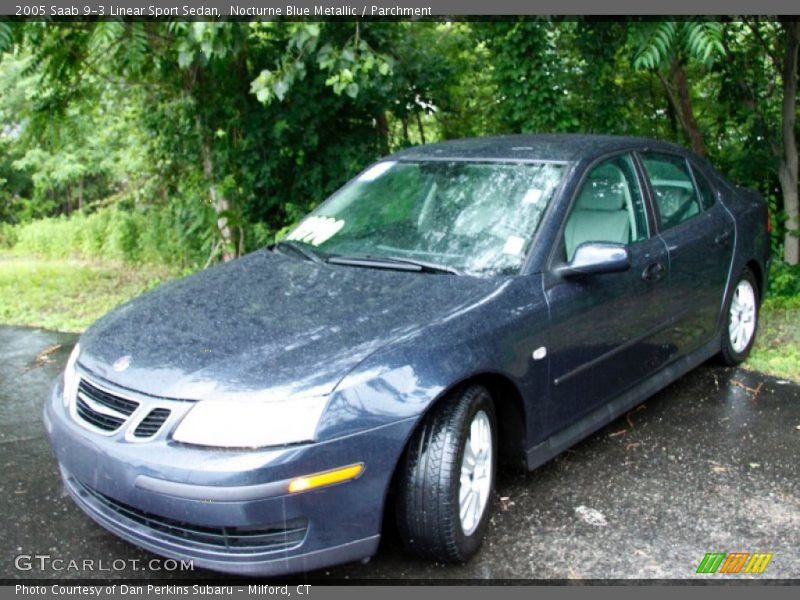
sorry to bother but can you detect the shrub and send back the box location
[245,221,274,252]
[767,260,800,301]
[0,222,17,248]
[10,202,214,269]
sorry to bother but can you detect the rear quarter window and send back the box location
[690,164,717,210]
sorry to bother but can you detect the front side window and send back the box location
[640,153,703,229]
[563,154,648,261]
[286,160,566,276]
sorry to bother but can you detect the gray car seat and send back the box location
[564,176,631,260]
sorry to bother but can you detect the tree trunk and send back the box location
[416,112,426,145]
[375,112,390,155]
[779,19,800,265]
[665,93,679,139]
[196,116,236,263]
[669,59,705,157]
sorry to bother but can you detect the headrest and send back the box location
[576,178,626,211]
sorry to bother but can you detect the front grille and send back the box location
[75,379,139,433]
[72,479,307,553]
[76,396,125,431]
[79,379,139,414]
[133,408,171,438]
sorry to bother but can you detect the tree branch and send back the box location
[720,22,781,157]
[745,17,783,73]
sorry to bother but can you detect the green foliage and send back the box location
[768,260,800,300]
[0,255,176,332]
[632,20,724,70]
[746,297,800,382]
[480,20,581,134]
[0,222,17,248]
[746,261,800,382]
[249,22,393,104]
[11,203,214,268]
[0,19,797,289]
[0,50,151,223]
[684,21,725,64]
[0,22,13,53]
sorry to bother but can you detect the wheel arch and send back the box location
[381,371,528,527]
[745,258,765,299]
[382,372,526,562]
[392,371,529,478]
[458,372,528,468]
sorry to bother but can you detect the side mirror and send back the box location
[555,242,631,278]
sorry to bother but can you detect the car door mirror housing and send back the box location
[555,242,631,278]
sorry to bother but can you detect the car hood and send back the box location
[77,250,506,401]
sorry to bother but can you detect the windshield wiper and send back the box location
[327,255,461,275]
[273,240,323,263]
[382,256,463,275]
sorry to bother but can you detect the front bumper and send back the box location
[44,379,415,576]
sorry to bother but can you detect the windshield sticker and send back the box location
[522,188,543,205]
[357,161,397,182]
[502,235,525,256]
[286,216,345,246]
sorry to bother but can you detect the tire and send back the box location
[396,384,497,563]
[719,268,760,366]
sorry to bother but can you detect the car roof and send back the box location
[388,134,691,163]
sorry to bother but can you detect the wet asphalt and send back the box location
[1,324,798,581]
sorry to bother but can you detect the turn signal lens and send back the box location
[288,463,364,493]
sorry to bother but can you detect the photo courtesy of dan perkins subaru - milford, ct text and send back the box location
[15,585,311,596]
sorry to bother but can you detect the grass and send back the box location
[0,253,797,381]
[0,254,178,332]
[745,296,800,383]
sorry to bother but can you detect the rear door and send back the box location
[637,152,735,355]
[543,153,674,431]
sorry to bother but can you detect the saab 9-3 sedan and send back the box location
[45,135,770,575]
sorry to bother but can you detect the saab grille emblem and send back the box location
[696,552,773,574]
[113,355,131,372]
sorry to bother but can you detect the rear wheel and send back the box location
[719,268,759,365]
[396,385,496,563]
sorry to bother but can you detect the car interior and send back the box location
[641,155,704,229]
[649,180,701,228]
[564,163,638,261]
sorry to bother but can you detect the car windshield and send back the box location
[284,160,565,276]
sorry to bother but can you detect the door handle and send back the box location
[642,262,665,282]
[715,230,732,246]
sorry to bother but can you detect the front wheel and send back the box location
[396,385,497,563]
[719,268,760,365]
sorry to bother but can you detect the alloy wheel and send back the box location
[458,410,493,536]
[729,279,757,353]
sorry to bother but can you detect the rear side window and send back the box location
[640,153,703,229]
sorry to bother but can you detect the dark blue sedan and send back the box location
[44,135,770,576]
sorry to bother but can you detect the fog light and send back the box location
[288,463,364,493]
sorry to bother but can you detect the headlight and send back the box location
[63,343,81,407]
[172,395,329,448]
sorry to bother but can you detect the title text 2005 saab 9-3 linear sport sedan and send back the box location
[44,135,770,576]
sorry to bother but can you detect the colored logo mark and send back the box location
[696,552,773,574]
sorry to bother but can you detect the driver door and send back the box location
[543,153,674,432]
